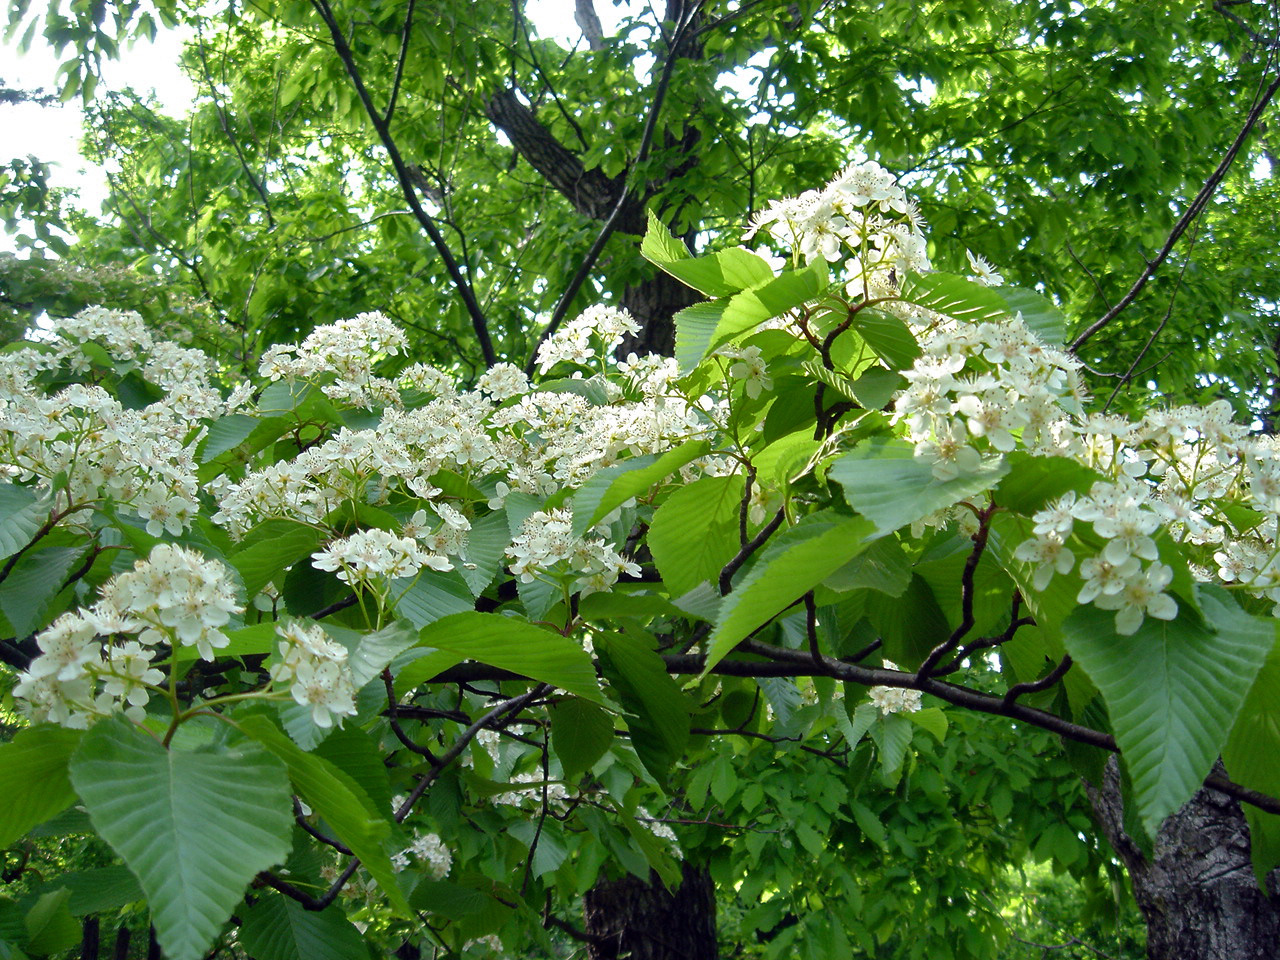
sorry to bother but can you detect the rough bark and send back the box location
[1089,758,1280,960]
[583,863,718,960]
[484,89,647,235]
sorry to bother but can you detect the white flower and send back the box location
[1093,562,1178,634]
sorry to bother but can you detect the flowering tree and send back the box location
[1,162,1278,958]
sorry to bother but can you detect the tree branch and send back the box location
[308,0,498,366]
[1069,66,1280,354]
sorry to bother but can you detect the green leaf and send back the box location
[647,474,744,598]
[0,546,83,636]
[394,570,476,632]
[239,894,369,960]
[348,620,420,688]
[57,866,142,915]
[705,515,875,671]
[864,574,951,670]
[456,510,509,597]
[849,800,887,849]
[0,484,47,562]
[236,715,409,915]
[642,212,775,296]
[550,698,615,781]
[640,210,691,268]
[994,453,1101,516]
[899,271,1008,322]
[908,706,948,741]
[68,717,294,960]
[596,633,691,786]
[312,727,393,817]
[0,725,82,849]
[417,612,601,702]
[850,310,921,371]
[196,414,261,461]
[996,286,1068,344]
[829,439,1009,536]
[872,713,913,781]
[1220,597,1280,878]
[230,520,325,599]
[1062,596,1272,833]
[676,262,827,374]
[22,889,77,957]
[823,536,911,597]
[570,439,711,537]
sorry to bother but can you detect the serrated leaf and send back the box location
[550,698,615,781]
[849,800,887,849]
[1062,596,1272,833]
[313,727,393,817]
[417,612,601,702]
[57,866,142,915]
[0,725,82,848]
[597,632,691,786]
[0,484,47,562]
[994,452,1101,516]
[23,889,77,957]
[705,515,875,671]
[829,438,1009,536]
[235,715,408,915]
[456,510,509,597]
[851,310,921,371]
[996,285,1068,344]
[823,536,911,597]
[570,439,710,537]
[900,271,1008,322]
[231,520,324,599]
[642,212,774,296]
[907,706,948,741]
[239,894,369,960]
[0,546,82,636]
[348,620,420,688]
[1219,596,1280,879]
[69,718,294,960]
[647,474,743,598]
[389,570,476,632]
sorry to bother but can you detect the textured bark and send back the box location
[484,89,646,235]
[583,863,718,960]
[1089,758,1280,960]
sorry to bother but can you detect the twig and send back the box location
[718,506,785,595]
[524,1,703,374]
[309,0,498,366]
[1070,67,1280,354]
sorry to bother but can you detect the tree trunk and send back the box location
[583,863,718,960]
[1089,759,1280,959]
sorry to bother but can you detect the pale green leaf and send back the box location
[69,717,294,960]
[0,484,47,562]
[0,725,82,849]
[570,439,710,537]
[829,439,1009,536]
[1062,596,1272,833]
[647,474,744,598]
[417,612,602,702]
[705,515,875,671]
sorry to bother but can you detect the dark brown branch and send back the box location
[308,0,497,366]
[383,0,417,125]
[718,506,785,595]
[1002,655,1073,707]
[916,505,994,679]
[523,2,703,373]
[1069,67,1280,354]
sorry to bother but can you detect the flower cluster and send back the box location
[311,528,454,585]
[269,620,357,728]
[506,508,640,596]
[747,159,929,299]
[1015,483,1178,634]
[259,311,408,407]
[868,662,923,715]
[14,545,242,727]
[391,832,453,877]
[534,305,641,374]
[893,314,1085,481]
